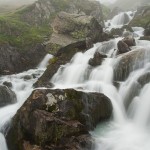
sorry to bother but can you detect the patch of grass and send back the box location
[0,14,52,50]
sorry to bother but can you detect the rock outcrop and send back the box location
[6,88,112,150]
[46,11,103,55]
[0,85,17,107]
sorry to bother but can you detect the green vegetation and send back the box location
[71,29,86,39]
[130,15,150,28]
[0,13,52,50]
[101,4,111,20]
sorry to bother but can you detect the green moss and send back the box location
[0,14,52,50]
[49,57,58,64]
[71,30,86,39]
[65,90,83,120]
[47,43,62,55]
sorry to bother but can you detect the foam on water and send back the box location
[1,10,150,150]
[0,54,52,150]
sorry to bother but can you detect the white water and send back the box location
[0,54,53,150]
[51,39,150,150]
[105,11,134,31]
[50,17,150,150]
[0,10,150,150]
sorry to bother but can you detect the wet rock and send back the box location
[138,72,150,88]
[110,25,133,37]
[144,28,150,36]
[23,134,93,150]
[122,37,136,47]
[117,36,135,55]
[0,85,17,107]
[34,40,86,88]
[89,52,107,67]
[3,81,12,88]
[114,49,148,81]
[140,36,150,41]
[117,40,130,55]
[6,89,112,150]
[110,28,123,37]
[122,31,133,38]
[113,81,120,89]
[23,75,33,81]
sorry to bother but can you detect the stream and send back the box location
[0,10,150,150]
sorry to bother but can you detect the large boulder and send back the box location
[6,88,112,150]
[117,40,130,55]
[114,48,148,81]
[46,11,103,55]
[0,85,17,107]
[117,36,135,55]
[3,81,13,88]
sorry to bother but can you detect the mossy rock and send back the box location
[6,89,112,150]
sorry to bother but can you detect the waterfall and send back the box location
[50,30,150,149]
[105,11,134,30]
[51,38,126,123]
[38,54,53,69]
[0,54,52,150]
[1,9,150,150]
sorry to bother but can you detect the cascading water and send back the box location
[105,11,134,31]
[0,54,53,150]
[0,9,150,150]
[50,19,150,150]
